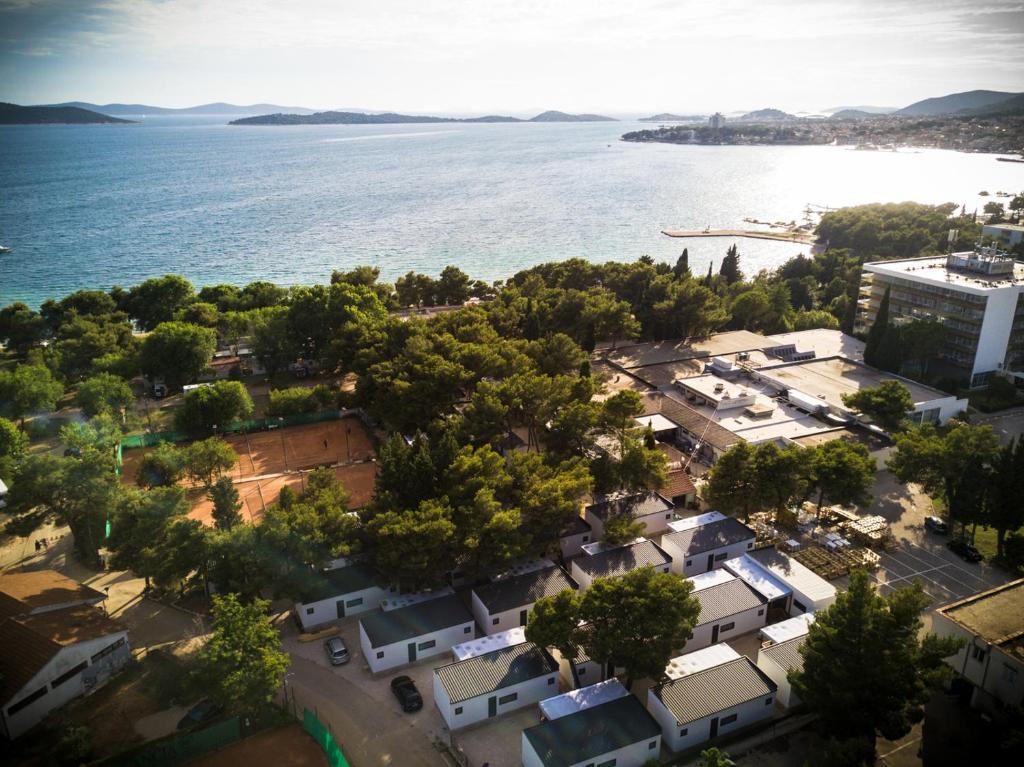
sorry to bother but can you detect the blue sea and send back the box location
[1,115,1021,306]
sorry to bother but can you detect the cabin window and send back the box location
[649,740,658,749]
[665,513,671,519]
[972,646,987,662]
[492,618,500,626]
[596,760,617,767]
[714,553,728,561]
[376,651,384,659]
[721,714,738,726]
[766,697,773,705]
[418,640,436,651]
[1002,665,1017,684]
[720,622,735,632]
[464,626,473,633]
[91,638,126,663]
[686,560,693,567]
[548,677,556,685]
[346,597,363,608]
[51,661,88,689]
[757,609,764,616]
[454,707,463,715]
[793,599,807,613]
[498,692,518,705]
[306,607,315,615]
[679,727,688,737]
[578,667,586,675]
[7,686,47,716]
[747,542,753,548]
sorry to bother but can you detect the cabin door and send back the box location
[487,696,497,717]
[706,554,715,571]
[709,716,720,739]
[336,600,345,619]
[711,624,720,644]
[519,610,528,626]
[408,643,417,663]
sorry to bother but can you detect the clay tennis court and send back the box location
[188,724,328,767]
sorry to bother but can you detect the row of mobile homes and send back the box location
[685,570,768,652]
[471,562,577,636]
[358,593,474,673]
[293,562,394,631]
[661,512,756,577]
[648,645,777,753]
[434,641,559,730]
[522,693,663,767]
[570,539,672,590]
[727,549,836,616]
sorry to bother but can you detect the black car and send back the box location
[947,538,983,563]
[924,516,948,534]
[390,675,423,713]
[176,699,224,730]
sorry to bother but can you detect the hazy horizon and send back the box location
[2,1,1023,115]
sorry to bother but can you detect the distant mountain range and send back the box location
[896,90,1024,116]
[638,113,707,123]
[230,109,616,125]
[44,101,320,116]
[0,102,133,125]
[829,109,878,120]
[823,105,897,115]
[736,108,796,122]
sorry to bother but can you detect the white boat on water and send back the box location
[0,245,11,253]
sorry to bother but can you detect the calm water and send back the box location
[1,116,1021,306]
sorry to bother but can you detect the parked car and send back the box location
[177,699,223,730]
[924,516,948,534]
[324,636,350,665]
[390,675,423,713]
[947,538,983,563]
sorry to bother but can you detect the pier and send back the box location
[661,228,816,245]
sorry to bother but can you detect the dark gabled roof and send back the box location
[653,657,777,725]
[586,492,673,521]
[296,563,384,604]
[473,566,578,615]
[522,694,661,767]
[574,540,672,580]
[359,595,472,648]
[560,515,591,537]
[663,517,755,557]
[647,395,740,452]
[760,635,806,673]
[435,641,557,704]
[694,578,766,625]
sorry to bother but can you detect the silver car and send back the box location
[324,636,350,665]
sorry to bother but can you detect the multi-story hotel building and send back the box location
[856,247,1024,387]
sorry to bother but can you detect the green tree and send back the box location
[790,571,962,758]
[181,437,238,487]
[699,748,735,767]
[436,265,471,305]
[751,442,807,514]
[210,475,243,530]
[206,525,272,602]
[888,423,1000,539]
[602,512,648,545]
[197,593,289,711]
[174,381,254,435]
[139,322,217,389]
[672,249,690,279]
[126,275,196,331]
[136,442,186,487]
[75,372,134,418]
[0,415,28,482]
[0,302,45,357]
[841,380,915,432]
[791,308,839,331]
[863,286,892,369]
[108,486,190,588]
[704,442,760,521]
[979,437,1024,558]
[0,364,64,428]
[807,440,875,515]
[898,320,946,378]
[578,567,700,689]
[364,499,457,591]
[176,301,220,327]
[526,589,585,688]
[719,244,742,284]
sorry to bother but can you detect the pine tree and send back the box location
[209,475,243,530]
[672,249,690,279]
[704,261,715,286]
[720,245,742,284]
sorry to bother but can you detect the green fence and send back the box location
[302,708,350,767]
[104,717,242,767]
[119,410,345,450]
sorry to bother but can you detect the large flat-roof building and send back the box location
[933,579,1024,712]
[856,248,1024,387]
[983,223,1024,249]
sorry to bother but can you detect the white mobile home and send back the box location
[293,563,394,631]
[570,538,672,591]
[522,693,663,767]
[661,512,756,577]
[471,563,578,636]
[433,641,559,730]
[358,594,474,674]
[648,649,777,753]
[548,623,622,689]
[558,515,593,559]
[730,549,837,616]
[538,678,628,720]
[584,492,676,540]
[756,635,807,709]
[685,570,768,652]
[452,627,526,661]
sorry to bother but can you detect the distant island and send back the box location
[0,102,134,125]
[230,109,616,126]
[44,101,320,116]
[639,113,707,123]
[736,108,796,122]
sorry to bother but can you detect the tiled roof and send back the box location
[760,636,806,673]
[663,469,696,499]
[644,395,740,452]
[359,595,472,648]
[574,541,671,580]
[0,570,105,617]
[663,517,754,557]
[585,492,673,521]
[473,567,578,614]
[435,641,557,704]
[523,694,661,767]
[653,657,777,725]
[694,578,766,625]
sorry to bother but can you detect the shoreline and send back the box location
[661,228,817,245]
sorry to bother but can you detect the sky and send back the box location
[1,0,1023,114]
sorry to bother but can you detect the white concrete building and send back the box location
[661,512,756,577]
[570,538,672,591]
[293,562,394,631]
[684,570,768,652]
[726,549,836,616]
[755,615,815,708]
[933,579,1024,711]
[471,562,577,636]
[648,645,777,753]
[358,594,474,673]
[522,693,662,767]
[558,516,593,559]
[983,223,1024,248]
[857,248,1024,387]
[433,641,559,730]
[0,571,130,739]
[584,492,677,540]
